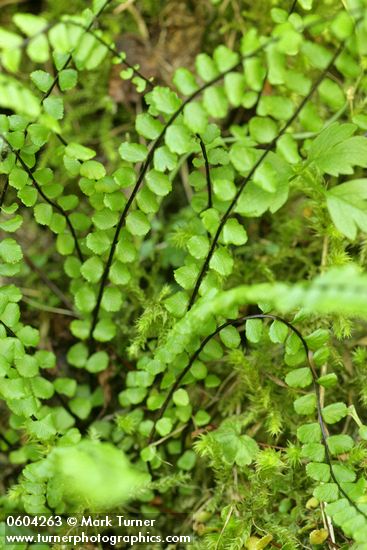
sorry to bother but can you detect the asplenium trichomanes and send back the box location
[1,0,367,547]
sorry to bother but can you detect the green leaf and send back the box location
[249,117,277,143]
[126,210,150,236]
[80,256,104,283]
[203,87,228,119]
[258,96,294,120]
[34,203,53,225]
[9,167,29,190]
[0,215,22,233]
[59,69,78,91]
[101,287,123,312]
[67,342,88,367]
[56,233,75,255]
[269,320,288,343]
[147,86,181,114]
[27,414,57,441]
[298,0,313,8]
[173,68,198,95]
[319,79,345,111]
[313,483,339,503]
[69,398,91,417]
[209,247,233,276]
[165,124,193,154]
[30,376,54,399]
[0,238,22,263]
[322,402,348,424]
[190,360,207,380]
[154,146,177,172]
[75,286,97,313]
[306,462,330,482]
[17,326,39,347]
[146,170,171,196]
[119,142,148,163]
[54,377,77,397]
[13,13,47,35]
[213,45,239,71]
[187,235,209,259]
[109,261,131,285]
[0,303,20,328]
[277,134,300,164]
[173,389,189,407]
[174,265,199,290]
[93,319,116,342]
[17,186,37,207]
[246,319,263,343]
[156,417,173,436]
[302,41,332,69]
[92,209,118,230]
[285,368,312,388]
[297,423,322,443]
[15,354,39,377]
[317,373,338,388]
[294,394,316,415]
[326,179,367,240]
[219,326,240,348]
[301,443,325,462]
[308,123,367,176]
[86,231,111,254]
[86,351,109,373]
[136,113,163,140]
[177,450,197,470]
[253,160,279,193]
[194,410,211,426]
[27,34,49,63]
[30,70,53,92]
[213,178,236,201]
[224,73,245,107]
[43,97,64,120]
[184,103,208,134]
[65,142,95,161]
[114,166,136,188]
[80,160,106,180]
[244,58,266,91]
[327,434,354,455]
[332,464,356,483]
[195,53,219,82]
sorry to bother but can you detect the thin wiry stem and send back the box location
[289,0,298,14]
[197,135,213,209]
[187,44,343,310]
[0,175,9,209]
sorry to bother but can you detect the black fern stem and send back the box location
[1,138,84,263]
[0,175,9,209]
[289,0,298,14]
[197,135,213,209]
[187,44,343,310]
[147,313,367,523]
